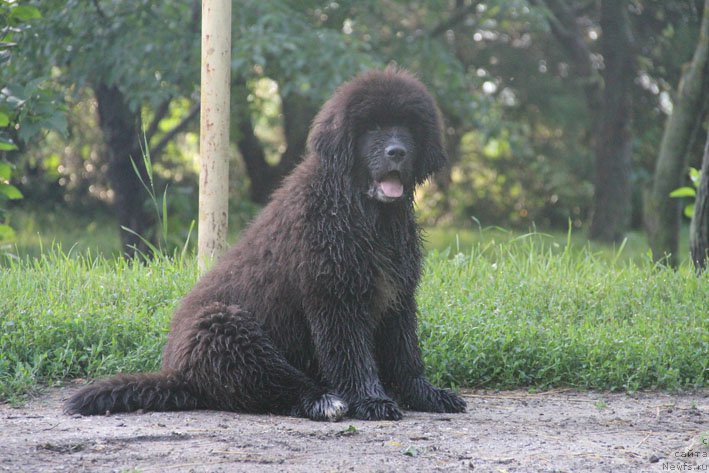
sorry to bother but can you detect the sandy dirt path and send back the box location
[0,386,707,472]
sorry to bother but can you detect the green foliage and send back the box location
[1,236,707,402]
[3,2,200,247]
[1,1,71,241]
[16,1,200,110]
[3,0,707,238]
[670,167,701,218]
[1,3,66,149]
[1,1,64,240]
[0,160,21,241]
[4,0,377,240]
[2,3,41,22]
[235,0,377,100]
[1,81,67,144]
[13,0,373,114]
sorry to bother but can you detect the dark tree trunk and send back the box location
[589,0,635,243]
[236,113,276,204]
[277,92,317,176]
[691,131,709,272]
[534,0,633,242]
[94,83,153,258]
[235,86,317,205]
[645,0,709,266]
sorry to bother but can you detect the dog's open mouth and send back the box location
[367,171,406,203]
[376,171,404,199]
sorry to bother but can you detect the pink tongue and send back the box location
[380,176,403,198]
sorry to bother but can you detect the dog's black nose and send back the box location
[386,145,407,161]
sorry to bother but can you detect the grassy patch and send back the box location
[1,236,707,402]
[4,204,691,264]
[419,235,708,392]
[0,251,197,402]
[423,225,692,264]
[5,207,122,259]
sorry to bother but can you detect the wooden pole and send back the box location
[198,0,231,272]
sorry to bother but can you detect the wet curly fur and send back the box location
[66,68,466,421]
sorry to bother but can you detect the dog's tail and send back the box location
[64,371,200,416]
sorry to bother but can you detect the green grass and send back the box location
[3,205,254,261]
[419,235,708,392]
[6,203,692,264]
[5,207,122,259]
[0,251,198,401]
[423,225,692,264]
[1,235,707,403]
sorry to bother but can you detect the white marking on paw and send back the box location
[316,394,348,421]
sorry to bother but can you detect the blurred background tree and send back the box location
[1,0,706,261]
[646,0,709,266]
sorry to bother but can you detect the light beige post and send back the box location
[198,0,231,272]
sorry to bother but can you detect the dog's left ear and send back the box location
[414,109,448,184]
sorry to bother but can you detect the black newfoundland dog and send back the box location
[66,68,466,421]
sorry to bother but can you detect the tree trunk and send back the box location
[235,86,316,205]
[94,83,152,258]
[690,131,709,272]
[534,0,633,242]
[236,113,275,204]
[277,92,317,176]
[589,0,635,243]
[645,0,709,266]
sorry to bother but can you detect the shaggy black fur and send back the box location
[65,68,467,421]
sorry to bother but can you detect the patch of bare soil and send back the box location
[0,386,707,472]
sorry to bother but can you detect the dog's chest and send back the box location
[364,207,416,316]
[368,237,407,316]
[371,267,402,315]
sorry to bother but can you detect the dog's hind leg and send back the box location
[181,302,347,421]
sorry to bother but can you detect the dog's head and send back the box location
[308,68,448,201]
[355,125,416,203]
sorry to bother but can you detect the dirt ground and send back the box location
[0,386,707,473]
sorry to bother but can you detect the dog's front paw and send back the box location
[349,397,403,421]
[401,378,467,413]
[293,391,348,422]
[431,387,467,413]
